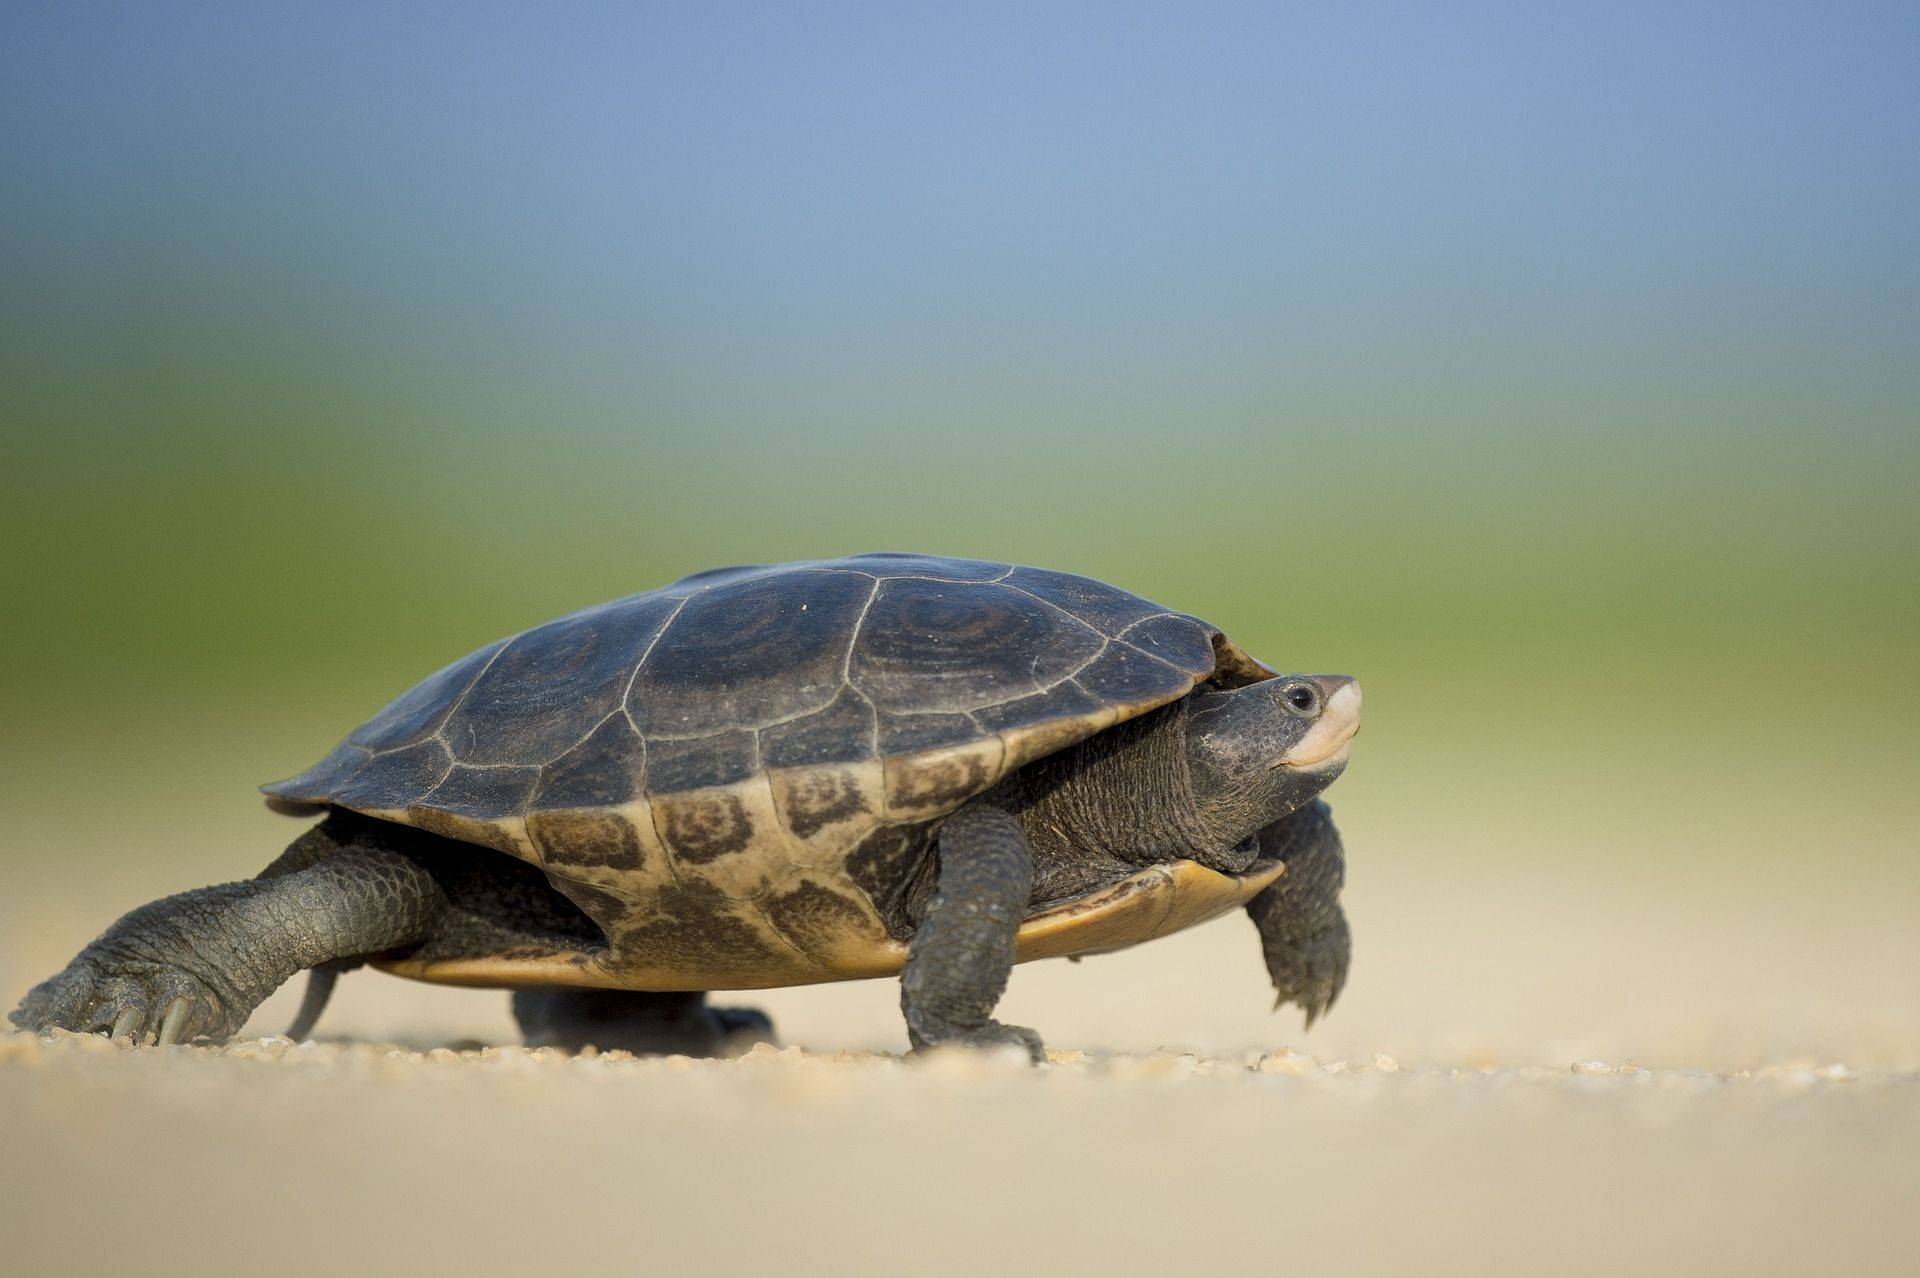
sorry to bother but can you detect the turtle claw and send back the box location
[910,1018,1046,1065]
[156,997,193,1046]
[10,950,240,1046]
[1264,916,1350,1034]
[1271,989,1330,1030]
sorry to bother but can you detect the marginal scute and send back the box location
[770,765,876,841]
[668,775,797,898]
[609,883,798,982]
[1208,633,1278,687]
[263,740,369,812]
[405,807,518,858]
[653,789,755,866]
[527,809,648,873]
[985,683,1122,772]
[549,878,634,934]
[843,823,932,924]
[883,737,1003,818]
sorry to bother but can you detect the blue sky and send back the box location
[4,2,1915,474]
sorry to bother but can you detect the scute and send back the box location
[420,763,541,820]
[348,639,511,753]
[759,685,877,771]
[850,575,1108,717]
[335,738,452,810]
[1001,565,1174,638]
[1074,643,1185,705]
[529,714,647,813]
[644,729,759,793]
[627,569,872,737]
[875,709,980,756]
[442,605,658,765]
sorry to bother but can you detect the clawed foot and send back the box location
[1265,915,1351,1030]
[10,952,247,1046]
[908,1017,1046,1065]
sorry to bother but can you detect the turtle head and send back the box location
[1183,675,1361,844]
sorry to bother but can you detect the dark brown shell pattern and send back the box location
[263,554,1272,982]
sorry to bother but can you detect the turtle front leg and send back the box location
[899,802,1043,1063]
[10,842,446,1044]
[1246,799,1351,1029]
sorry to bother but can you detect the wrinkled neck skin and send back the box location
[990,693,1335,879]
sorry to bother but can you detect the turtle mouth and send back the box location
[1236,852,1284,880]
[1280,723,1358,771]
[1277,681,1362,770]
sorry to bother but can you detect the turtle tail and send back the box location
[285,965,339,1041]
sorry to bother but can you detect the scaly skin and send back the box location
[1246,800,1351,1028]
[900,802,1043,1062]
[9,846,445,1044]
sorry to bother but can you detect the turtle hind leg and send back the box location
[510,989,775,1057]
[9,835,447,1045]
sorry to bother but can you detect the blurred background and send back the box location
[3,2,1916,1067]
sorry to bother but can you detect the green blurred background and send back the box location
[3,3,1915,1061]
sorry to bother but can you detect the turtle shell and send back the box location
[263,553,1278,989]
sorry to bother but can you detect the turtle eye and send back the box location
[1278,682,1321,717]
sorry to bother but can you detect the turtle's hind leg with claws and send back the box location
[9,816,446,1045]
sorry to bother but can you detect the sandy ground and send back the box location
[4,1029,1916,1278]
[6,849,1919,1278]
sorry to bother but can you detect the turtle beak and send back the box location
[1278,677,1361,770]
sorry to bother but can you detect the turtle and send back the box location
[11,553,1359,1060]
